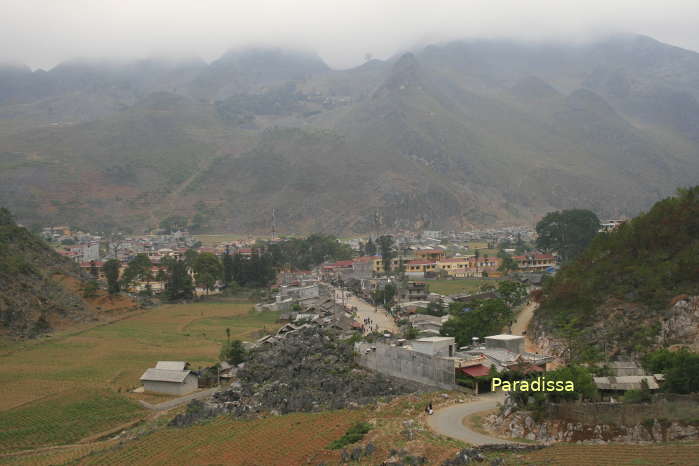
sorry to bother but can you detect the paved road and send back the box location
[333,289,398,333]
[427,392,515,445]
[138,387,218,411]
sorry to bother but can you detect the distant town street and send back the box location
[333,288,398,334]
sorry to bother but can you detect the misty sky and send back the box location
[2,0,699,70]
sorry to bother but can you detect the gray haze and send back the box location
[2,0,699,69]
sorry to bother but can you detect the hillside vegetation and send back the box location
[533,187,699,355]
[2,36,699,233]
[0,208,93,336]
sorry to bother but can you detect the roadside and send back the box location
[333,288,398,334]
[426,392,517,446]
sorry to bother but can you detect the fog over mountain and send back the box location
[2,1,699,70]
[1,32,699,234]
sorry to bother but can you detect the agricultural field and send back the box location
[517,442,699,465]
[427,279,493,296]
[0,298,279,455]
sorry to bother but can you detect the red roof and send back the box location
[80,261,104,267]
[353,255,380,263]
[418,249,444,254]
[328,260,354,268]
[459,365,491,377]
[407,259,436,265]
[440,257,468,263]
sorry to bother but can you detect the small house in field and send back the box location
[140,361,197,395]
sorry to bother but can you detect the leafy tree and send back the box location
[266,234,352,270]
[219,339,246,365]
[377,235,394,275]
[193,252,222,293]
[497,281,528,308]
[165,259,194,301]
[498,255,519,274]
[404,325,419,340]
[545,365,598,402]
[159,215,188,234]
[121,253,152,289]
[0,207,14,226]
[441,298,513,346]
[103,259,121,295]
[371,283,396,308]
[643,348,699,394]
[536,209,600,262]
[365,238,377,256]
[83,280,99,298]
[222,250,235,285]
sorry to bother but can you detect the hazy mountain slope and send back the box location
[1,35,699,233]
[0,209,91,337]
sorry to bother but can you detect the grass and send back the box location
[0,298,279,454]
[328,421,372,449]
[427,279,490,296]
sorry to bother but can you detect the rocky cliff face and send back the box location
[485,411,699,444]
[660,296,699,349]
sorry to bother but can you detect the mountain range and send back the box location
[1,34,699,234]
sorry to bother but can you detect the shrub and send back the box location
[328,421,371,449]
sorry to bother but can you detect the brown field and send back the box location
[518,442,699,465]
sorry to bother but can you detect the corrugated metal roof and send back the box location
[155,361,188,371]
[140,368,192,383]
[594,376,660,391]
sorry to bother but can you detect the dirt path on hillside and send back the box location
[511,301,539,353]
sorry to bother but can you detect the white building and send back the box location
[411,336,455,357]
[140,361,198,396]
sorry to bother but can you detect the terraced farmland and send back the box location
[78,410,366,465]
[0,390,141,453]
[0,298,278,455]
[518,442,699,465]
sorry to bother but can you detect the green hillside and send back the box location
[533,187,699,355]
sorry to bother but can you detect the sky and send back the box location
[2,0,699,70]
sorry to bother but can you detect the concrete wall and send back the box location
[355,342,456,390]
[143,374,198,396]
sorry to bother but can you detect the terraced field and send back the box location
[0,298,279,455]
[78,410,366,465]
[518,442,699,465]
[0,391,141,453]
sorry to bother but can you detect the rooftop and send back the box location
[140,368,192,383]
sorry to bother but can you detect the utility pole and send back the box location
[271,208,277,240]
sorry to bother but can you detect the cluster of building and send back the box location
[356,334,554,392]
[322,248,556,282]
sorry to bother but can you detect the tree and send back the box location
[121,253,152,290]
[497,281,528,308]
[220,339,246,365]
[103,259,121,295]
[222,250,235,286]
[643,348,699,394]
[536,209,600,262]
[441,298,513,346]
[83,280,99,298]
[159,215,188,234]
[365,238,377,256]
[498,255,518,275]
[377,235,394,275]
[165,259,194,301]
[193,252,222,294]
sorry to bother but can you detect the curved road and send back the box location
[427,392,515,445]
